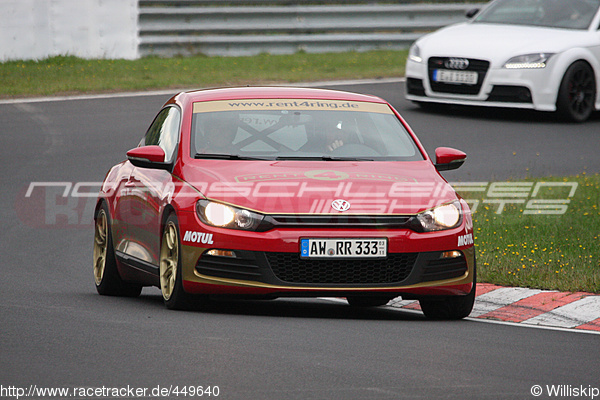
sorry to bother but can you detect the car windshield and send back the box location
[474,0,600,29]
[191,99,424,161]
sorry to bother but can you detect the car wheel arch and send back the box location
[94,199,107,221]
[560,58,596,85]
[160,204,178,236]
[550,49,600,101]
[94,199,115,235]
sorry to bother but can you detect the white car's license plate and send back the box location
[433,69,478,85]
[300,238,387,258]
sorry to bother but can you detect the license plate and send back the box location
[433,69,478,85]
[300,238,387,258]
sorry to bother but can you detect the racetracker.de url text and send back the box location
[0,385,220,399]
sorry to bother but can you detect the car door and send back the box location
[121,106,181,270]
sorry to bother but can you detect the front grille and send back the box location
[266,252,418,284]
[265,214,414,230]
[428,57,490,95]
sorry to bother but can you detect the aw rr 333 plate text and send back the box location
[300,238,387,258]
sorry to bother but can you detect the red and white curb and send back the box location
[389,284,600,332]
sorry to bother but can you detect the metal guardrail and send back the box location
[138,2,483,57]
[140,1,480,5]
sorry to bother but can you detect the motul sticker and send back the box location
[457,233,474,247]
[183,231,214,245]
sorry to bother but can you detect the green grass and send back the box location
[0,51,407,98]
[462,173,600,293]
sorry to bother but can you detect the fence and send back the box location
[0,1,484,61]
[138,2,483,57]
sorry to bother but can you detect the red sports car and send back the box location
[93,87,476,319]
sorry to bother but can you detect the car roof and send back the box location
[170,86,388,105]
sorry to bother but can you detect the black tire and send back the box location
[160,213,195,310]
[556,61,596,123]
[419,261,477,320]
[93,202,142,297]
[346,296,394,307]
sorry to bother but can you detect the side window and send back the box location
[143,106,181,163]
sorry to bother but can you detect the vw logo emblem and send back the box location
[331,199,351,212]
[444,58,470,70]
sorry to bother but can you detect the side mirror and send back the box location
[434,147,466,171]
[126,146,171,171]
[466,8,480,19]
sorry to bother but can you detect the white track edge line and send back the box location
[318,298,600,335]
[0,77,407,105]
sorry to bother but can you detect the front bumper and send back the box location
[178,212,476,298]
[405,58,558,112]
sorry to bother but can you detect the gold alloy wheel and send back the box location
[93,209,108,286]
[160,220,179,301]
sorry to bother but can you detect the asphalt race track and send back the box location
[1,81,599,400]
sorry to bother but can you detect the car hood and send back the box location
[417,22,592,67]
[181,160,458,215]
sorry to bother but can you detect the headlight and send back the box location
[408,43,422,63]
[415,201,462,232]
[503,53,554,69]
[196,200,264,231]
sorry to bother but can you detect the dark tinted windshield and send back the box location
[474,0,600,29]
[191,99,424,161]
